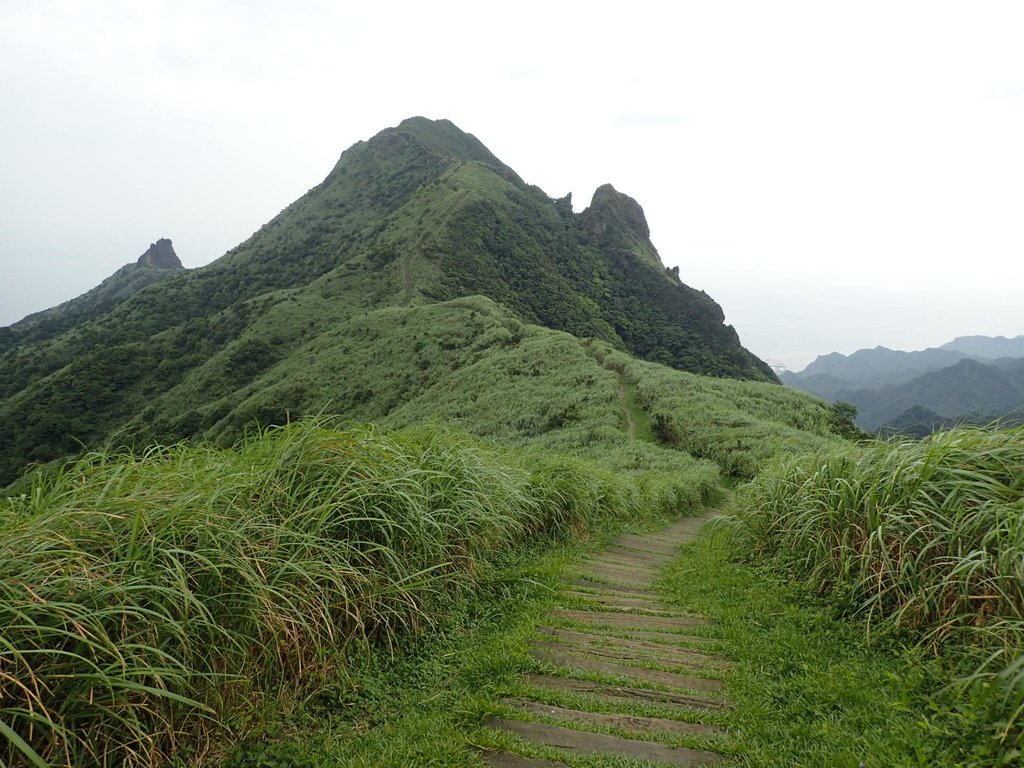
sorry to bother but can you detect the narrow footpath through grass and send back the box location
[224,503,956,767]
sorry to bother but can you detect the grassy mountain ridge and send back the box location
[116,294,835,478]
[1,117,775,485]
[0,291,850,764]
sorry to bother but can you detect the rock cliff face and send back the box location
[580,185,662,272]
[137,239,182,269]
[583,184,652,241]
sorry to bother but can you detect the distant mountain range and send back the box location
[781,336,1024,433]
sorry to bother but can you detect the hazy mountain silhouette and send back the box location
[783,336,1024,432]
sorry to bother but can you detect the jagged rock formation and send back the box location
[136,238,183,269]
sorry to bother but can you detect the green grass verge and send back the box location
[662,523,963,767]
[734,426,1024,763]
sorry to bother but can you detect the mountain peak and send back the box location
[325,116,521,189]
[388,116,515,174]
[584,183,651,242]
[137,238,183,269]
[0,116,781,484]
[578,183,668,275]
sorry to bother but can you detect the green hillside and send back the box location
[4,117,1020,765]
[0,117,773,486]
[0,238,184,353]
[0,293,850,764]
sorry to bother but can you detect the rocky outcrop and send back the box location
[137,238,183,269]
[581,184,654,250]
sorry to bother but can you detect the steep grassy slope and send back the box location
[0,287,847,763]
[1,117,774,485]
[0,311,849,765]
[120,294,838,480]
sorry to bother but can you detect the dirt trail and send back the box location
[481,510,729,766]
[399,254,416,303]
[619,381,638,440]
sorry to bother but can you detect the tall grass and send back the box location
[590,345,852,478]
[0,419,713,766]
[735,426,1024,758]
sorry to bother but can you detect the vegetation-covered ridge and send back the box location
[0,238,185,354]
[735,425,1024,763]
[0,419,719,767]
[0,116,773,486]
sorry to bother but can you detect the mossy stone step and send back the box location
[577,626,719,647]
[589,553,668,569]
[484,717,723,765]
[523,673,729,710]
[600,546,676,563]
[530,646,725,692]
[551,608,709,631]
[581,559,657,574]
[536,626,726,662]
[609,535,684,553]
[533,635,727,671]
[578,564,659,581]
[562,590,679,614]
[501,697,726,737]
[533,638,713,673]
[572,572,654,590]
[562,577,657,597]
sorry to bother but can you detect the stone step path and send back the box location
[481,510,728,766]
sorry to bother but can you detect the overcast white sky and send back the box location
[1,1,1021,370]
